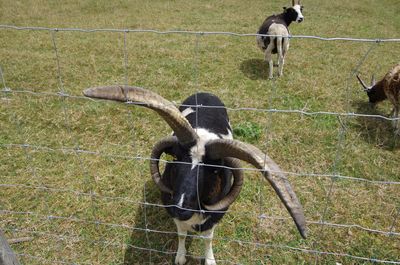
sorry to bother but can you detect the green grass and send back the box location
[233,122,263,143]
[1,0,400,264]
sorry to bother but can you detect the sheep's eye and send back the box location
[300,6,304,11]
[165,154,177,161]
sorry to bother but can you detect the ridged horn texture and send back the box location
[356,75,371,92]
[150,136,179,195]
[83,86,199,146]
[203,158,244,211]
[205,139,307,238]
[371,74,376,86]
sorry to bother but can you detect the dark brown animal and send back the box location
[357,64,400,134]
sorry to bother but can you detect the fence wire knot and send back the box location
[57,91,69,97]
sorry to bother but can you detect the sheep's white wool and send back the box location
[174,214,210,232]
[174,216,216,265]
[190,128,232,169]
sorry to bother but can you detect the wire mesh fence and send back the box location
[1,25,399,264]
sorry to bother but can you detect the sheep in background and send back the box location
[257,0,304,79]
[356,64,400,134]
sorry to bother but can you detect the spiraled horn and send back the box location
[83,86,199,146]
[203,158,244,211]
[150,136,179,194]
[205,138,307,238]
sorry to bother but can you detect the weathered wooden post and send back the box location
[0,230,21,265]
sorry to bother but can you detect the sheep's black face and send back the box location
[285,5,304,23]
[366,86,387,104]
[161,150,225,221]
[162,152,206,221]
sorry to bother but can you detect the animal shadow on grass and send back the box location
[124,180,198,265]
[352,100,399,150]
[240,59,270,80]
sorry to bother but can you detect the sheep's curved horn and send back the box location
[205,139,307,238]
[150,136,180,194]
[83,86,199,146]
[371,74,376,86]
[203,158,244,211]
[356,75,372,92]
[292,0,295,6]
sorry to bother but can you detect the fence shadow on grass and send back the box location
[239,58,269,80]
[123,180,197,265]
[352,100,399,150]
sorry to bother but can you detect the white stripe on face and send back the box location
[181,107,195,117]
[177,193,185,208]
[190,128,229,170]
[293,5,304,22]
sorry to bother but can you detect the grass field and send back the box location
[1,0,399,264]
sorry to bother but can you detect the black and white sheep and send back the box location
[83,86,307,265]
[257,0,304,79]
[357,64,400,134]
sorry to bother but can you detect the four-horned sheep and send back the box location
[83,86,307,265]
[81,2,398,265]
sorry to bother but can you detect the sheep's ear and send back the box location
[283,6,287,11]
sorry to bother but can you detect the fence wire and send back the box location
[1,215,400,265]
[2,142,399,185]
[1,25,400,264]
[2,88,400,121]
[1,24,400,43]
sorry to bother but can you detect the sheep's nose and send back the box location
[298,17,304,23]
[174,208,194,221]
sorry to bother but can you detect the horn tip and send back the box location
[82,88,93,97]
[82,86,123,100]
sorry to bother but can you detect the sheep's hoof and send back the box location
[175,253,187,265]
[205,258,217,265]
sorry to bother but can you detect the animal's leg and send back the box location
[203,226,216,265]
[277,37,284,77]
[279,37,290,77]
[393,105,400,134]
[386,95,399,132]
[389,107,395,117]
[174,220,188,265]
[264,40,275,79]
